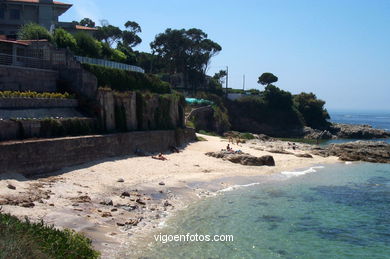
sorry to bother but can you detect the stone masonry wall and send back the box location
[0,98,78,109]
[0,65,58,92]
[0,128,196,176]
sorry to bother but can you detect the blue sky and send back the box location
[61,0,390,111]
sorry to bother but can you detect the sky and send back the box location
[61,0,390,111]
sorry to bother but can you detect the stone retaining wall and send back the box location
[0,98,78,109]
[0,128,196,176]
[0,65,59,92]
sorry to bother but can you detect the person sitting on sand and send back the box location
[227,144,232,151]
[152,153,167,161]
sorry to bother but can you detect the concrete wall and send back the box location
[0,98,78,109]
[0,65,58,92]
[0,128,196,176]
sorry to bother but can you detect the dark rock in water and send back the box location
[330,123,390,139]
[205,151,275,166]
[312,141,390,163]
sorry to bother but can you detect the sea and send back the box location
[143,111,390,259]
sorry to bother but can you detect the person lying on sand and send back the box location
[152,153,168,161]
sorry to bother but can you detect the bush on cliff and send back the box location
[83,64,171,94]
[0,213,99,259]
[293,92,330,129]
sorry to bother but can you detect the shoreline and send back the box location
[0,134,340,258]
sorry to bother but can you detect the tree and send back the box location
[17,23,52,41]
[95,25,122,47]
[150,28,221,76]
[53,28,77,51]
[79,18,96,28]
[74,32,101,58]
[258,72,278,86]
[294,92,330,129]
[122,21,142,48]
[263,84,293,109]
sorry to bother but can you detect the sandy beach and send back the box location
[0,134,340,258]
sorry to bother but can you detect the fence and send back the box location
[0,53,52,70]
[75,56,145,73]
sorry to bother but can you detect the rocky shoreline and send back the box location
[304,123,390,140]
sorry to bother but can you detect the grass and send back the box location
[198,130,219,136]
[0,213,100,259]
[278,137,326,145]
[196,136,207,141]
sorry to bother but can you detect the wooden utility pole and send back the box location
[243,74,245,91]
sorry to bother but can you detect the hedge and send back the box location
[82,64,171,94]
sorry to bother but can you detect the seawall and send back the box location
[0,128,195,176]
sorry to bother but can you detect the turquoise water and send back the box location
[145,163,390,258]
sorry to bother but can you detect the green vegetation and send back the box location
[83,64,171,94]
[239,132,256,140]
[17,23,52,41]
[198,130,219,136]
[0,213,99,259]
[0,91,74,99]
[294,92,330,129]
[258,72,278,86]
[196,136,207,141]
[53,28,77,51]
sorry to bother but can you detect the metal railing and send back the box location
[75,56,145,73]
[0,53,52,70]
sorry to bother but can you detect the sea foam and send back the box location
[281,166,324,177]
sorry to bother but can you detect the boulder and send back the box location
[330,123,390,139]
[205,151,275,166]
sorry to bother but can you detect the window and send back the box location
[0,8,4,19]
[10,9,20,20]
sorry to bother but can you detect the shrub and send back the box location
[17,23,52,41]
[293,92,330,129]
[74,32,101,58]
[0,213,99,259]
[83,64,171,94]
[0,91,73,99]
[53,28,77,51]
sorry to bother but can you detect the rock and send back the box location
[21,202,35,208]
[330,123,390,139]
[121,192,130,197]
[159,182,165,186]
[205,151,275,166]
[116,222,125,226]
[117,178,125,183]
[111,208,118,212]
[267,149,293,155]
[101,212,112,217]
[311,141,390,163]
[100,199,113,206]
[136,198,146,205]
[163,200,172,207]
[304,127,333,140]
[294,153,313,158]
[7,184,16,190]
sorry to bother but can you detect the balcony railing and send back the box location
[75,56,145,73]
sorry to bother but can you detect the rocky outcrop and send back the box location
[205,151,275,166]
[329,123,390,139]
[311,141,390,163]
[303,127,333,139]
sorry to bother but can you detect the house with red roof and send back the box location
[0,0,96,38]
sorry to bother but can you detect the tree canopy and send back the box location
[150,28,221,75]
[258,72,278,86]
[294,92,330,129]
